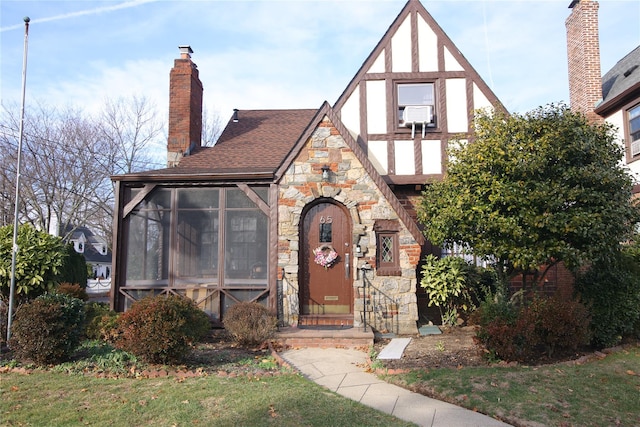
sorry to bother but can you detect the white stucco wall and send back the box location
[444,47,463,72]
[446,78,468,133]
[607,110,640,184]
[394,140,416,175]
[366,80,387,134]
[369,50,386,73]
[418,16,438,72]
[421,140,442,174]
[368,140,388,174]
[473,82,493,112]
[341,86,361,141]
[392,16,412,72]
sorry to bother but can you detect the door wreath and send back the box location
[313,245,338,269]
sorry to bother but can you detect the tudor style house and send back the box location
[110,0,503,334]
[567,0,640,191]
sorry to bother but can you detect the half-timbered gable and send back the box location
[334,0,503,185]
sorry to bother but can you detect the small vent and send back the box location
[631,139,640,157]
[403,105,433,138]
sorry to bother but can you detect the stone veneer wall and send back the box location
[278,116,420,334]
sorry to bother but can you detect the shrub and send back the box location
[56,282,88,301]
[9,293,85,364]
[84,302,119,341]
[482,315,538,362]
[420,255,476,326]
[0,224,67,303]
[526,295,591,357]
[574,245,640,348]
[114,295,211,364]
[223,302,277,347]
[0,299,7,348]
[473,290,590,363]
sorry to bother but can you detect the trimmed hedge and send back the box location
[9,293,85,364]
[473,292,590,362]
[114,295,211,364]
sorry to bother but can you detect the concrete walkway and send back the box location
[279,347,512,427]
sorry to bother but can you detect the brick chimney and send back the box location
[566,0,603,123]
[167,45,203,167]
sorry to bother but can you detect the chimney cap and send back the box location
[178,45,193,59]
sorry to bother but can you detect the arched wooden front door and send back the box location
[300,202,353,321]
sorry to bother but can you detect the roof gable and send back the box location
[276,101,425,246]
[596,45,640,116]
[334,0,501,112]
[332,0,503,185]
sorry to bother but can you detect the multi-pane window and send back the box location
[380,235,394,263]
[224,189,268,281]
[629,104,640,157]
[374,219,401,276]
[124,186,268,286]
[125,188,171,283]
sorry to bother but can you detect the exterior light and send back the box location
[321,164,330,181]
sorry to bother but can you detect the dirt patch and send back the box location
[373,326,487,370]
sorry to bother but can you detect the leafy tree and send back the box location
[59,243,88,288]
[574,241,640,348]
[418,104,639,287]
[0,224,67,302]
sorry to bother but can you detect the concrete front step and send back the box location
[275,326,374,349]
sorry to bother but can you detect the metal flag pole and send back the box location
[6,17,31,344]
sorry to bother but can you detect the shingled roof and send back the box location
[596,45,640,117]
[114,108,318,181]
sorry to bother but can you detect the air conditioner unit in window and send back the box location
[632,139,640,157]
[403,105,433,138]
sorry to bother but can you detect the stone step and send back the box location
[275,326,374,349]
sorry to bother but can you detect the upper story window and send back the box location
[629,104,640,157]
[397,82,435,135]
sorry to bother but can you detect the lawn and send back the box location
[381,344,640,427]
[1,368,413,426]
[0,339,414,427]
[2,339,639,427]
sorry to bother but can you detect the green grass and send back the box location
[1,341,414,426]
[382,344,640,427]
[0,371,415,426]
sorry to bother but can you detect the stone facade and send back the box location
[278,116,421,334]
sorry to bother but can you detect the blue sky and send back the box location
[1,0,639,126]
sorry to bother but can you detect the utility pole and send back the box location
[6,16,30,344]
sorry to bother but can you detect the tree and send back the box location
[418,104,640,287]
[202,106,224,147]
[0,224,67,303]
[0,103,110,238]
[0,96,166,248]
[97,95,163,175]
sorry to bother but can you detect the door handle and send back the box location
[345,253,350,278]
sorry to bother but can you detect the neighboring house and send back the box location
[110,0,503,334]
[68,226,112,280]
[567,0,640,191]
